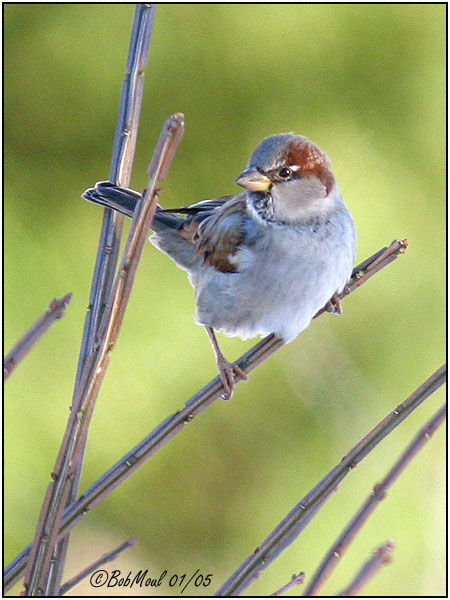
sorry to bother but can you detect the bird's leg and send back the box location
[205,326,248,399]
[325,293,343,315]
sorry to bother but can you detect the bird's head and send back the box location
[236,133,338,225]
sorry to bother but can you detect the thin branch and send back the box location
[214,365,446,596]
[271,572,305,596]
[59,538,137,595]
[337,540,395,597]
[4,242,412,591]
[75,3,156,390]
[39,6,156,594]
[99,112,185,345]
[22,112,183,597]
[4,294,72,381]
[303,403,446,596]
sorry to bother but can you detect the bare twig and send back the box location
[4,294,72,381]
[303,403,446,596]
[214,365,446,596]
[4,242,412,591]
[22,112,183,597]
[59,538,137,595]
[28,6,157,595]
[100,112,185,345]
[271,572,305,596]
[337,540,395,597]
[75,3,156,389]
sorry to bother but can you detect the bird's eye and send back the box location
[278,167,292,179]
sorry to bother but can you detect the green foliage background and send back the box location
[5,4,445,596]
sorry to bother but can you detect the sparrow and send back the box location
[83,133,357,398]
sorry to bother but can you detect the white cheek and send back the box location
[272,177,330,224]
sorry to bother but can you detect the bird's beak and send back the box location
[235,167,272,192]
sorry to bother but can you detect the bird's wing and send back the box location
[83,182,249,274]
[160,194,236,216]
[165,193,249,273]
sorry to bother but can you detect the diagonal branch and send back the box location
[214,365,446,596]
[303,403,446,596]
[22,111,183,597]
[4,294,72,381]
[336,540,395,597]
[59,538,137,595]
[5,241,411,591]
[271,572,305,596]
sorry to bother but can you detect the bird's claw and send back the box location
[217,359,248,400]
[325,294,343,315]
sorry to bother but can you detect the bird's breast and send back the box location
[194,211,356,342]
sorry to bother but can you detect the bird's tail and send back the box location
[82,181,183,229]
[82,181,141,217]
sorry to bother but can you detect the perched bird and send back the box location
[83,133,357,398]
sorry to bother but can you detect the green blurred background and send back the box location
[4,4,445,596]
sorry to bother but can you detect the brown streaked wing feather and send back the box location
[178,193,248,273]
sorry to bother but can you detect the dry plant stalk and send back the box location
[59,539,137,595]
[50,6,157,592]
[75,4,156,387]
[304,403,446,596]
[215,365,446,596]
[337,540,395,597]
[271,572,305,596]
[22,112,184,597]
[4,294,72,381]
[22,6,157,595]
[4,242,419,592]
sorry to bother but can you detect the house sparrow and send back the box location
[83,133,357,398]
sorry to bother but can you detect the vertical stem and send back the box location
[75,3,156,389]
[23,5,157,596]
[22,111,183,598]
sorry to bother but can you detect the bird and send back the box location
[83,133,357,398]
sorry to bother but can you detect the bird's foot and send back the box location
[217,358,248,400]
[325,293,343,315]
[205,326,248,399]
